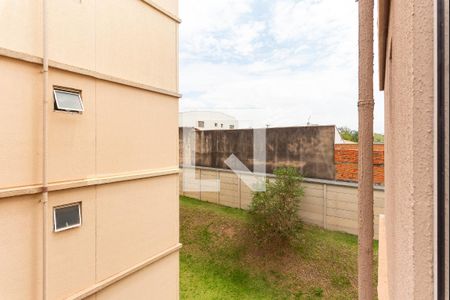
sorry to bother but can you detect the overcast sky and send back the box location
[179,0,385,133]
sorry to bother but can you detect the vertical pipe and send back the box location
[434,0,446,298]
[358,0,374,299]
[42,0,49,299]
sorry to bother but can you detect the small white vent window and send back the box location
[54,88,84,113]
[53,203,82,232]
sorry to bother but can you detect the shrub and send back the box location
[248,167,304,245]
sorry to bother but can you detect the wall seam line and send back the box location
[183,166,385,191]
[0,168,180,199]
[0,48,181,98]
[139,0,181,23]
[65,243,182,300]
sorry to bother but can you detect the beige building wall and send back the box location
[378,0,437,298]
[0,0,180,299]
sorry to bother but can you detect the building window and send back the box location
[53,88,84,113]
[229,125,235,129]
[198,121,205,128]
[53,203,82,232]
[221,124,224,128]
[214,123,218,127]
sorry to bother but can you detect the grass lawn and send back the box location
[180,196,378,299]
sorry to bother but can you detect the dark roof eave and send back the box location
[378,0,391,91]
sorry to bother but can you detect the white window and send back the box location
[53,203,82,232]
[53,88,84,113]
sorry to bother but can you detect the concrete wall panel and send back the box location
[239,176,254,209]
[301,196,324,206]
[303,187,324,198]
[0,58,42,188]
[200,170,219,203]
[0,195,42,300]
[96,81,178,175]
[299,211,323,226]
[148,0,179,15]
[0,58,180,188]
[95,0,177,91]
[181,169,201,199]
[48,0,96,70]
[0,0,178,92]
[47,187,96,300]
[48,69,96,183]
[96,252,179,300]
[219,172,239,208]
[96,175,179,280]
[185,126,336,180]
[0,0,42,57]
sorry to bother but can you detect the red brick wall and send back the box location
[335,144,384,185]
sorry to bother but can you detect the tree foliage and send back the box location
[373,133,384,143]
[338,127,384,143]
[248,167,304,246]
[338,127,359,142]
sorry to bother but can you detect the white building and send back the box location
[179,111,238,130]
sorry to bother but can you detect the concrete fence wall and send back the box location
[180,125,336,180]
[180,167,384,238]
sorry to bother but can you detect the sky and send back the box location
[179,0,385,133]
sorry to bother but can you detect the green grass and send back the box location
[180,196,378,299]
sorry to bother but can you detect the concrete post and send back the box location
[358,0,375,299]
[323,184,327,229]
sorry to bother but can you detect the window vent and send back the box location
[53,88,84,113]
[53,203,82,232]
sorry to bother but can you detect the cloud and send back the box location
[180,0,259,60]
[180,0,385,133]
[270,0,352,43]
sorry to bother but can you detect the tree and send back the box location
[248,167,304,246]
[338,127,359,142]
[338,127,384,143]
[373,133,384,143]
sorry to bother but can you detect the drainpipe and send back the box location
[434,0,446,298]
[357,0,374,299]
[42,0,49,299]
